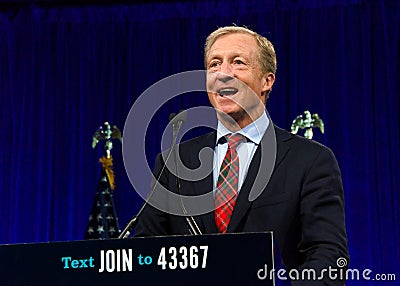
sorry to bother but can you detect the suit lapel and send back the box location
[227,125,292,233]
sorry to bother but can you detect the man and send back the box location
[134,26,349,285]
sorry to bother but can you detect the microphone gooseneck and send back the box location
[171,111,202,235]
[118,109,201,238]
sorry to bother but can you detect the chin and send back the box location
[216,107,245,122]
[216,105,241,116]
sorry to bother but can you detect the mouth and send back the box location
[217,88,238,96]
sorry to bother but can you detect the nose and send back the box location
[217,62,234,83]
[217,73,234,83]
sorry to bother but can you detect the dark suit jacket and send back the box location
[134,125,349,285]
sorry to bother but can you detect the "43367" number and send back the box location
[157,245,209,270]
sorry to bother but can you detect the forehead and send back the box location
[207,33,259,59]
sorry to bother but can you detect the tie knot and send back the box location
[226,133,245,150]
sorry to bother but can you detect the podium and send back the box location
[0,232,275,286]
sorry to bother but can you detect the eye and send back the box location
[209,61,220,68]
[208,61,220,69]
[234,59,245,65]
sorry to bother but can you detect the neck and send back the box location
[217,106,265,132]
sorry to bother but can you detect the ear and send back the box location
[261,73,275,94]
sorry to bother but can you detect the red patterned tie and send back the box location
[215,134,244,233]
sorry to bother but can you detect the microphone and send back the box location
[118,109,201,238]
[169,109,187,133]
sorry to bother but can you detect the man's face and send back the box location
[206,33,274,128]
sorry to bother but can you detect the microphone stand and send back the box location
[172,118,202,236]
[118,110,201,238]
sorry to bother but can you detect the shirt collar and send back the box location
[216,111,270,145]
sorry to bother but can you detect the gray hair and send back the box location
[204,26,277,75]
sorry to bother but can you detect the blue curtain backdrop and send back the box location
[0,0,399,284]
